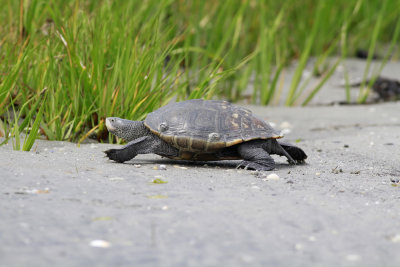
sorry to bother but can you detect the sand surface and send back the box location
[1,59,400,267]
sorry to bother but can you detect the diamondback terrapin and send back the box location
[105,99,307,171]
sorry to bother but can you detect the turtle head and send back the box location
[105,117,147,142]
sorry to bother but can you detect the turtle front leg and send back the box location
[105,136,147,163]
[105,135,179,163]
[236,141,276,171]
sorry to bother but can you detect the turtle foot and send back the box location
[104,149,126,163]
[236,160,275,171]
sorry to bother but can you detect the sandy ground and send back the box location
[1,59,400,266]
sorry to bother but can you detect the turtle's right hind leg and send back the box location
[278,141,307,162]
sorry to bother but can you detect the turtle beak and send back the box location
[105,117,116,132]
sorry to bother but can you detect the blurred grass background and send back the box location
[0,0,399,147]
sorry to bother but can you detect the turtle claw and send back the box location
[286,158,296,165]
[237,160,275,171]
[295,159,306,165]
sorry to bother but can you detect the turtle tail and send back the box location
[279,141,307,162]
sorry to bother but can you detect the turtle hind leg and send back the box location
[278,141,307,162]
[236,141,276,171]
[262,139,296,165]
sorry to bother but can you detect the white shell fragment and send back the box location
[90,240,111,248]
[279,121,292,129]
[346,254,361,261]
[17,188,50,194]
[153,165,167,170]
[173,165,188,170]
[391,234,400,243]
[109,177,124,181]
[265,173,280,181]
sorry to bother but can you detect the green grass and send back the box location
[0,0,399,149]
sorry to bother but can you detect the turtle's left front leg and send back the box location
[105,135,179,163]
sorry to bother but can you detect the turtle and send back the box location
[104,99,307,171]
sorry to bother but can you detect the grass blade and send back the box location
[357,0,389,103]
[22,96,45,151]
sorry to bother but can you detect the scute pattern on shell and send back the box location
[144,99,282,152]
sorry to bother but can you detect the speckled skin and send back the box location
[104,99,307,171]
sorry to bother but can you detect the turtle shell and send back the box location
[144,99,282,152]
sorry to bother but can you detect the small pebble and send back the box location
[240,254,254,263]
[16,188,50,194]
[133,164,141,168]
[390,178,400,184]
[109,177,124,181]
[346,254,361,261]
[265,173,280,181]
[173,165,188,170]
[391,234,400,243]
[331,167,343,174]
[159,164,167,170]
[90,240,111,248]
[294,243,304,251]
[147,194,168,199]
[315,172,321,176]
[279,121,292,129]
